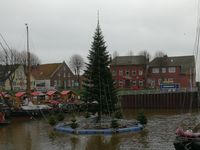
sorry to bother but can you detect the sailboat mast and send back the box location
[25,23,31,95]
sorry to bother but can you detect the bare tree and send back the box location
[139,50,151,61]
[139,50,151,89]
[19,51,41,67]
[127,50,134,56]
[19,51,40,91]
[154,51,168,82]
[112,50,119,59]
[154,51,166,58]
[0,48,21,91]
[69,54,84,89]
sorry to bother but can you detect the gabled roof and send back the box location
[31,63,62,80]
[110,56,147,66]
[149,55,195,74]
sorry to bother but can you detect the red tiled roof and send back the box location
[46,90,57,96]
[0,92,5,97]
[31,63,61,80]
[15,92,26,97]
[31,91,45,96]
[60,90,71,96]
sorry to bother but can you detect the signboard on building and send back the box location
[160,83,180,92]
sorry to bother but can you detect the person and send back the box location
[0,112,5,122]
[0,112,3,122]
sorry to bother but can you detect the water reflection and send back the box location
[0,109,200,150]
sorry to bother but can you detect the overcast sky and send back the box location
[0,0,198,64]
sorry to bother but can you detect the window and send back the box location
[132,80,137,86]
[64,80,67,88]
[119,70,123,76]
[168,78,173,82]
[64,67,66,71]
[158,79,162,85]
[54,80,57,86]
[119,80,124,86]
[139,81,143,87]
[126,70,130,76]
[132,70,136,76]
[112,70,116,76]
[162,68,166,73]
[68,73,71,78]
[168,67,176,73]
[139,69,143,76]
[58,73,60,77]
[68,80,71,87]
[58,80,61,87]
[151,80,155,88]
[152,68,159,73]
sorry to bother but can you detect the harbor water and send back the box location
[0,109,200,150]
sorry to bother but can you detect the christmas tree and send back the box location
[82,19,118,122]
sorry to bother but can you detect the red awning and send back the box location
[0,92,5,97]
[31,91,45,96]
[15,92,26,97]
[60,90,71,96]
[46,90,57,96]
[48,100,60,105]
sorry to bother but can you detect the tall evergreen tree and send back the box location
[82,20,118,121]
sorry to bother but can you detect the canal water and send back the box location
[0,109,200,150]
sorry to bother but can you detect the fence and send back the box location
[120,92,199,109]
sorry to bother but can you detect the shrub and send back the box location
[57,113,65,121]
[111,119,119,128]
[136,111,147,125]
[114,110,123,119]
[85,112,90,118]
[48,116,57,126]
[70,117,78,129]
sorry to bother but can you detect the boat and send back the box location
[11,101,52,117]
[174,127,200,150]
[0,112,10,126]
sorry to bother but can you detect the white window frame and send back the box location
[162,68,166,73]
[119,80,124,86]
[152,68,159,74]
[132,80,137,86]
[132,70,136,76]
[168,67,176,73]
[158,78,162,85]
[139,80,143,87]
[168,78,173,82]
[139,69,143,76]
[126,70,130,76]
[112,70,116,76]
[119,70,123,76]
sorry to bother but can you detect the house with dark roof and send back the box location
[32,61,76,91]
[147,55,196,91]
[110,56,148,89]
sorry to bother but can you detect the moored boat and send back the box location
[174,127,200,150]
[11,101,52,117]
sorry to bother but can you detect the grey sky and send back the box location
[0,0,198,64]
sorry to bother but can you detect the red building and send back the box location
[110,56,148,89]
[147,55,196,91]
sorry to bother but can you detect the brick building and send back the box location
[110,56,148,89]
[147,55,196,91]
[32,61,76,91]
